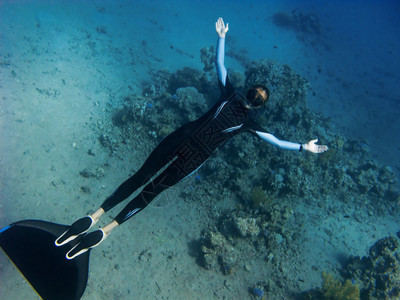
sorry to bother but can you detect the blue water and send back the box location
[0,0,399,299]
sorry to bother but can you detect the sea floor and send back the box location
[0,1,399,299]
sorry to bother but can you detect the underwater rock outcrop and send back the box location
[200,231,238,275]
[197,201,294,278]
[200,45,215,73]
[234,217,260,237]
[300,236,400,299]
[175,87,208,122]
[342,236,400,299]
[320,272,360,300]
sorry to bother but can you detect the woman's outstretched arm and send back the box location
[215,17,229,86]
[255,131,328,153]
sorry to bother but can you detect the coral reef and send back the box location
[175,87,208,122]
[200,231,237,274]
[321,272,360,300]
[234,217,260,237]
[167,66,214,99]
[200,45,215,73]
[342,236,400,299]
[251,185,270,208]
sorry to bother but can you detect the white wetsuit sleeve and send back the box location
[255,131,302,151]
[216,37,227,86]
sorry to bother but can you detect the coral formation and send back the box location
[252,286,265,297]
[175,87,208,122]
[251,185,270,208]
[234,217,260,237]
[342,236,400,299]
[200,231,237,274]
[200,45,215,73]
[321,272,360,300]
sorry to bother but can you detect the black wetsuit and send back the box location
[101,78,262,224]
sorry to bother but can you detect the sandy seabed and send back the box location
[0,1,399,299]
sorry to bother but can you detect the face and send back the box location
[255,87,268,102]
[246,86,269,108]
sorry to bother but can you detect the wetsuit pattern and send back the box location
[171,94,249,178]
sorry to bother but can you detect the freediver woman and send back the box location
[56,17,328,260]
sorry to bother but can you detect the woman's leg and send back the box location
[57,125,191,248]
[57,131,181,247]
[56,155,167,247]
[100,159,162,212]
[60,124,196,255]
[114,165,181,224]
[66,165,184,259]
[100,124,192,212]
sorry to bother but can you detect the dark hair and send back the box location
[246,85,270,108]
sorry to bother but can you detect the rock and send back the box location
[175,87,207,122]
[343,236,400,299]
[234,217,260,237]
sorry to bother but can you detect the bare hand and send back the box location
[303,139,328,153]
[215,17,229,38]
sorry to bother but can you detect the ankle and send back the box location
[90,208,105,223]
[102,220,119,235]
